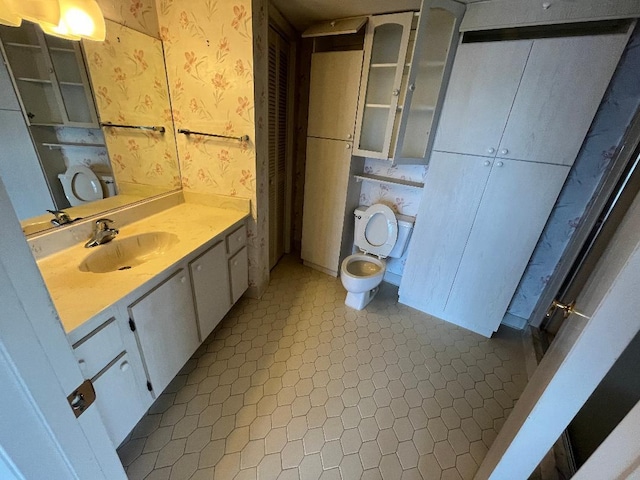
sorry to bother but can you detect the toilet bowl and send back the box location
[340,204,414,310]
[58,165,116,206]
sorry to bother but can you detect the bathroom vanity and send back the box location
[33,194,250,446]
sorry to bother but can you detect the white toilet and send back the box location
[340,204,415,310]
[58,165,116,206]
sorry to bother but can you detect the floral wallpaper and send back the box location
[83,20,181,194]
[96,0,160,38]
[507,24,640,321]
[359,159,427,279]
[157,0,269,296]
[52,127,111,172]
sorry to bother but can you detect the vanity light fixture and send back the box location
[1,0,60,27]
[0,0,22,26]
[41,0,106,41]
[0,0,106,42]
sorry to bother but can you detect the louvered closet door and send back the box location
[268,27,290,269]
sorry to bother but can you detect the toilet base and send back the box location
[345,286,380,310]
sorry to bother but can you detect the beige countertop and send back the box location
[37,202,249,334]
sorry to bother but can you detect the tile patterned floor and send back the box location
[118,256,528,479]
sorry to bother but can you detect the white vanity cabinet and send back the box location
[128,269,200,397]
[353,1,464,163]
[70,310,147,447]
[190,240,231,341]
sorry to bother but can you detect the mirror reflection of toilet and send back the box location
[58,165,116,206]
[340,204,415,310]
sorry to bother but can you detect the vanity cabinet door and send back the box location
[190,241,231,341]
[93,352,146,447]
[128,269,199,396]
[229,246,249,304]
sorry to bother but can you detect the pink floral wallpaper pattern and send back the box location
[96,0,160,38]
[157,0,269,295]
[83,20,181,193]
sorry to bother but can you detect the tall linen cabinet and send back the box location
[399,27,632,336]
[301,50,364,276]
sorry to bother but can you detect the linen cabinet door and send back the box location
[301,137,352,275]
[432,40,532,157]
[353,13,413,159]
[444,159,570,337]
[307,51,364,141]
[190,241,231,342]
[128,269,199,396]
[399,152,492,316]
[496,32,630,166]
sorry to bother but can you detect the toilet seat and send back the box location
[355,204,398,258]
[59,165,104,206]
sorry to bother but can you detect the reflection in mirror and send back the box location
[0,20,180,237]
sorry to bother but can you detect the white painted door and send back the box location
[432,40,532,157]
[497,32,630,166]
[301,137,353,275]
[444,159,570,336]
[190,240,231,341]
[476,188,640,479]
[229,246,249,303]
[129,269,199,396]
[307,50,363,141]
[399,151,492,315]
[0,179,125,479]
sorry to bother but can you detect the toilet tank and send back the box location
[353,206,415,259]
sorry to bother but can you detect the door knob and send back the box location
[487,147,495,154]
[347,133,352,139]
[496,161,504,167]
[392,89,400,97]
[196,265,202,272]
[346,143,352,149]
[408,84,415,92]
[500,148,509,155]
[483,160,491,166]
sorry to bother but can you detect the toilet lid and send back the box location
[64,165,103,203]
[356,204,398,258]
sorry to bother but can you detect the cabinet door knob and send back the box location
[347,133,352,139]
[120,361,130,372]
[196,265,202,272]
[180,276,186,283]
[392,89,400,97]
[500,149,509,155]
[346,143,351,149]
[408,84,415,92]
[496,161,504,167]
[484,160,491,166]
[487,147,495,154]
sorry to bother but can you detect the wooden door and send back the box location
[190,241,230,341]
[268,27,291,269]
[399,151,491,316]
[0,179,125,479]
[308,51,363,141]
[497,32,630,166]
[301,137,352,275]
[432,40,532,157]
[476,191,640,478]
[128,269,199,395]
[444,159,569,336]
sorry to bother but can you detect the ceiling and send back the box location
[270,0,484,31]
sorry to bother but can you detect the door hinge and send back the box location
[147,381,153,392]
[129,318,136,331]
[67,379,96,418]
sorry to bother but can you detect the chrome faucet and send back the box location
[85,218,119,248]
[48,209,73,226]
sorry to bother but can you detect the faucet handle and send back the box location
[95,218,115,230]
[47,209,72,226]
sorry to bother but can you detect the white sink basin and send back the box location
[79,232,179,273]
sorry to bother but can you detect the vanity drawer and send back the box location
[226,224,247,254]
[72,318,124,379]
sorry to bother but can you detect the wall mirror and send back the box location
[0,19,180,237]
